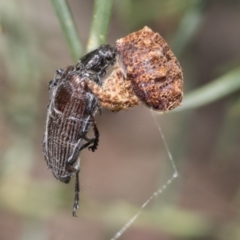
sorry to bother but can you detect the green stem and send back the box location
[51,0,83,61]
[87,0,114,52]
[175,68,240,111]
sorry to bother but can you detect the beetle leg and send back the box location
[65,137,83,171]
[88,113,99,152]
[48,68,64,91]
[66,117,99,168]
[65,151,80,217]
[72,167,80,217]
[79,113,99,152]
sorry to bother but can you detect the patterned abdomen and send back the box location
[116,26,183,111]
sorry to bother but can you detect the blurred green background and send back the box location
[1,0,240,239]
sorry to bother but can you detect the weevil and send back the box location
[42,44,116,216]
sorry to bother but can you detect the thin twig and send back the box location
[87,0,114,52]
[174,68,240,111]
[51,0,83,61]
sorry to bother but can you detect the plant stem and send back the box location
[87,0,114,52]
[51,0,83,61]
[175,68,240,111]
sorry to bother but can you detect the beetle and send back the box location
[42,44,116,216]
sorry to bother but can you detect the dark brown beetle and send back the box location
[42,44,116,216]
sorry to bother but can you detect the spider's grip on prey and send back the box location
[87,27,183,112]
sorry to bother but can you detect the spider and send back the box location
[42,44,116,216]
[86,27,183,112]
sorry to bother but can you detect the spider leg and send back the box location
[67,115,99,217]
